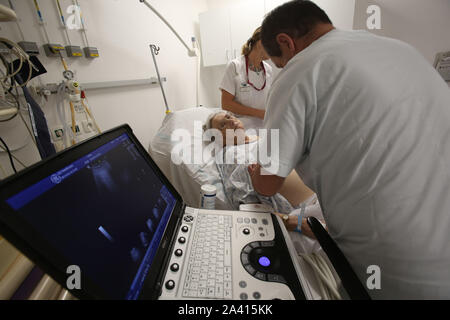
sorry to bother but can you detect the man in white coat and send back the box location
[249,0,450,299]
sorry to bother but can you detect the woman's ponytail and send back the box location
[242,39,254,56]
[241,27,262,56]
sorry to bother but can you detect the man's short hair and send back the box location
[261,0,332,57]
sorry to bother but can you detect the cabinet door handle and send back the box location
[234,49,237,59]
[226,49,230,62]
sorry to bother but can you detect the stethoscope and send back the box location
[245,55,267,91]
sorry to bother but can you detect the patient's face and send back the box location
[210,113,245,146]
[211,113,244,132]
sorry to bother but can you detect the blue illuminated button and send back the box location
[259,256,271,267]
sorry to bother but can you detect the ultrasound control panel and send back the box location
[159,207,308,300]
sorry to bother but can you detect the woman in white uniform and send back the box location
[219,27,273,129]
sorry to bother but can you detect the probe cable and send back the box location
[0,137,17,173]
[0,143,26,168]
[0,38,34,89]
[296,232,342,300]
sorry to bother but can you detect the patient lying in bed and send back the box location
[204,111,324,240]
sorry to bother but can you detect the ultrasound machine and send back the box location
[0,125,316,300]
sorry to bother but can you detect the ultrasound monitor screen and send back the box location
[6,133,177,299]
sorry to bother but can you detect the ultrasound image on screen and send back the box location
[7,134,177,299]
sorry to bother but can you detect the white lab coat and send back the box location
[219,55,273,129]
[261,29,450,299]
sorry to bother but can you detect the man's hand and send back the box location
[274,212,325,240]
[248,164,285,196]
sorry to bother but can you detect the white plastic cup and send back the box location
[200,184,217,209]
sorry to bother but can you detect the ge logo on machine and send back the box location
[50,174,62,184]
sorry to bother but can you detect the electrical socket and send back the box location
[67,123,82,136]
[51,128,64,141]
[51,123,83,142]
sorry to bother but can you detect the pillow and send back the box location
[149,107,231,209]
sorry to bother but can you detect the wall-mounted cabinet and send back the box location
[199,0,265,67]
[200,0,355,67]
[199,9,232,67]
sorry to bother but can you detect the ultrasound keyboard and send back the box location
[182,213,233,298]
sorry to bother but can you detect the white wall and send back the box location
[353,0,450,66]
[0,0,210,178]
[314,0,355,30]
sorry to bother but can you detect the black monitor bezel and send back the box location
[0,124,184,300]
